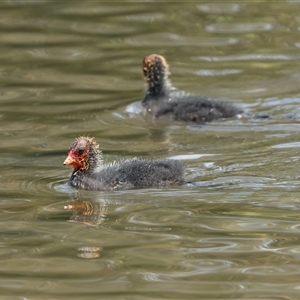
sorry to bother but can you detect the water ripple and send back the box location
[197,3,242,14]
[193,53,300,62]
[125,33,239,47]
[206,22,274,33]
[241,265,300,276]
[140,259,232,280]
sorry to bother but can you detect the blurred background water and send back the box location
[1,1,300,299]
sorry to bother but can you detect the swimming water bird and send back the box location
[63,136,185,191]
[142,54,242,123]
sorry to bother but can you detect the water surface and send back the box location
[1,2,300,299]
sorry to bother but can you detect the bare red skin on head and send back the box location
[64,147,89,171]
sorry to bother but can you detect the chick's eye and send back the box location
[77,149,84,155]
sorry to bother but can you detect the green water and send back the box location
[1,2,300,299]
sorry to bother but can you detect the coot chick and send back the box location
[142,54,242,123]
[63,136,185,191]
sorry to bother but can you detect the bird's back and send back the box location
[69,158,185,191]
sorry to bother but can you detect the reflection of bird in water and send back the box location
[64,199,108,227]
[63,136,185,191]
[142,54,242,123]
[64,199,106,258]
[77,246,102,259]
